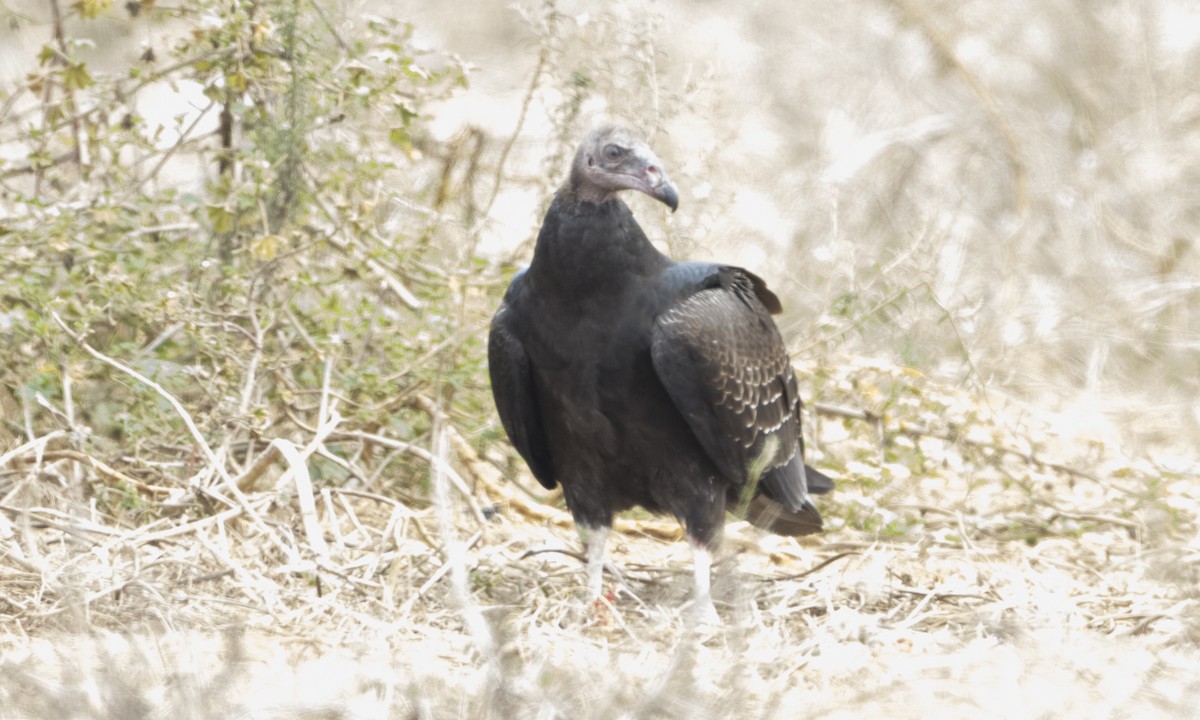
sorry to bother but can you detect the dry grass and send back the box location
[2,356,1198,719]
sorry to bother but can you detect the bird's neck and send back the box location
[529,193,670,298]
[567,164,615,205]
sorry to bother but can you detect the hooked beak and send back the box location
[632,148,679,212]
[614,139,681,210]
[652,180,679,212]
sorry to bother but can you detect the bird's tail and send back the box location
[745,494,823,536]
[804,464,835,495]
[744,457,834,536]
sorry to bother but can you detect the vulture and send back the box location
[489,126,833,618]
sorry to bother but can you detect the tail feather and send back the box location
[804,464,835,495]
[745,494,823,536]
[744,454,834,536]
[760,454,836,510]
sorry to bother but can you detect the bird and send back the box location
[488,125,834,620]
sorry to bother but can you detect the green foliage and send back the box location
[0,0,485,514]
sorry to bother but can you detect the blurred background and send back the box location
[1,0,1197,467]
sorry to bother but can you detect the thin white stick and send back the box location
[338,429,487,525]
[50,311,292,558]
[0,430,67,470]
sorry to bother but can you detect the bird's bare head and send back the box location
[569,125,679,212]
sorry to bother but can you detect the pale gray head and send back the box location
[568,125,679,212]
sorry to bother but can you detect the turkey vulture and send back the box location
[489,126,833,618]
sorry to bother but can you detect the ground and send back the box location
[2,357,1197,719]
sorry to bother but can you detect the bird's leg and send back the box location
[581,524,610,600]
[689,537,721,625]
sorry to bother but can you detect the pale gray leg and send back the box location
[689,539,720,625]
[582,524,609,600]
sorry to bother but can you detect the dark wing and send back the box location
[651,266,819,510]
[488,277,556,489]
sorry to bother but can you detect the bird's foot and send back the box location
[590,588,619,626]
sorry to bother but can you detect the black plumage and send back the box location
[488,126,833,615]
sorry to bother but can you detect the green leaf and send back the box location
[62,63,94,90]
[251,234,282,260]
[225,70,248,93]
[206,204,234,233]
[37,44,57,66]
[72,0,114,19]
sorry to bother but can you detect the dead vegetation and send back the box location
[2,353,1198,718]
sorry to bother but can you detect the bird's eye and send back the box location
[603,144,622,160]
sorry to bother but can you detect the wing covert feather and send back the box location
[651,269,801,488]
